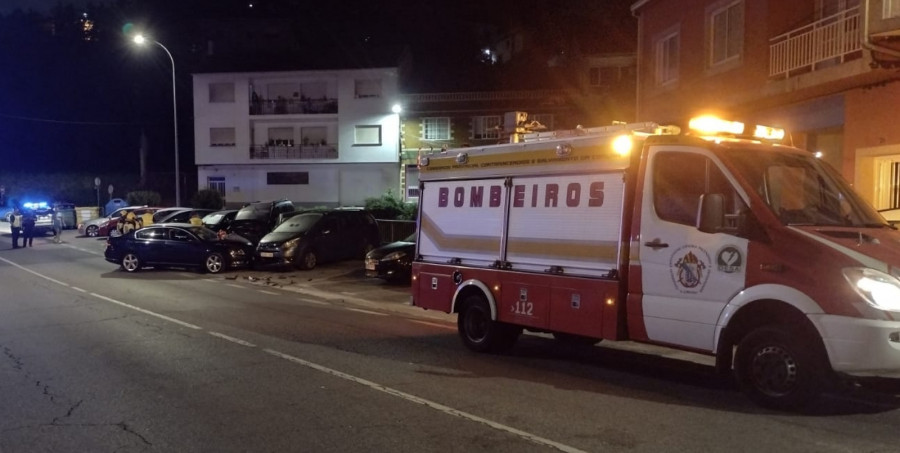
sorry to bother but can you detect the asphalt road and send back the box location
[1,229,900,452]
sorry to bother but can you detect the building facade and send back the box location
[192,68,401,207]
[632,0,900,209]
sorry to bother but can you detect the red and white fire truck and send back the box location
[409,115,900,410]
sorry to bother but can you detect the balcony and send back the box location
[769,6,862,79]
[249,144,338,160]
[250,97,338,115]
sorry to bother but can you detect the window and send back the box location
[885,0,900,18]
[208,176,225,196]
[354,125,382,145]
[709,0,744,66]
[655,31,679,85]
[355,79,382,98]
[422,117,450,140]
[267,127,293,146]
[653,152,744,227]
[267,172,309,185]
[405,165,420,199]
[209,82,235,103]
[301,126,328,146]
[472,116,501,140]
[210,127,235,147]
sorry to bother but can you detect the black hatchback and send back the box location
[104,224,255,273]
[255,208,381,270]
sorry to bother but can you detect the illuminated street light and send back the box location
[133,34,180,206]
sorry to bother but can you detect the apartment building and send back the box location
[192,68,400,207]
[632,0,900,209]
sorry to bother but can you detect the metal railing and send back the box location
[250,98,338,115]
[402,89,564,103]
[769,6,861,79]
[249,145,338,159]
[376,219,416,244]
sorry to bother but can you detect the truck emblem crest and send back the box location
[670,246,711,293]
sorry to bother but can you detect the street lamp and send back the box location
[133,34,180,206]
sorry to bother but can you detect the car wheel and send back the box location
[204,252,225,274]
[297,249,318,270]
[121,253,141,272]
[86,225,99,237]
[734,325,828,411]
[457,294,521,353]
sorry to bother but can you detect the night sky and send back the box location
[0,0,636,175]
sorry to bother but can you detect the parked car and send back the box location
[4,201,54,235]
[255,208,380,269]
[104,223,255,273]
[228,199,296,245]
[364,233,416,283]
[202,209,238,232]
[155,208,215,224]
[151,207,192,224]
[79,206,158,237]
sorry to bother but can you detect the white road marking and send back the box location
[297,298,329,305]
[208,331,256,347]
[4,255,585,452]
[345,307,387,316]
[263,348,587,453]
[410,320,455,331]
[225,283,246,289]
[257,289,279,295]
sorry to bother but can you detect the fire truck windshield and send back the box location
[724,148,886,227]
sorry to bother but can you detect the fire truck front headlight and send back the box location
[844,268,900,312]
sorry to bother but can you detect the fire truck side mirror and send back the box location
[698,193,725,233]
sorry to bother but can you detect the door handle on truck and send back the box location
[644,239,669,250]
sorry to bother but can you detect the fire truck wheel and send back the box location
[458,295,520,353]
[734,326,825,411]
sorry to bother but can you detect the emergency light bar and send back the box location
[688,115,785,142]
[22,201,48,209]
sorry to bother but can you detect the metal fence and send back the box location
[769,6,861,79]
[376,219,416,244]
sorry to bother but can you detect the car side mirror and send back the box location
[698,193,724,233]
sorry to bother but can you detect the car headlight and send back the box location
[843,267,900,312]
[382,251,407,262]
[282,238,300,257]
[230,248,246,258]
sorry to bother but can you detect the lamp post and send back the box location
[133,34,180,206]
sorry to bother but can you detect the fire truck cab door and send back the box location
[638,147,749,352]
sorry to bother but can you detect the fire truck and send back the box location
[409,114,900,410]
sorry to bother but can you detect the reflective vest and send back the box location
[11,214,22,228]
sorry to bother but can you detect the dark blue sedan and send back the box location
[104,223,254,274]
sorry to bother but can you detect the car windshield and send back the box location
[273,213,322,233]
[203,213,227,224]
[723,147,885,227]
[235,204,268,221]
[188,226,218,241]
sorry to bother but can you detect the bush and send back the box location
[127,191,162,206]
[364,189,416,220]
[191,189,224,209]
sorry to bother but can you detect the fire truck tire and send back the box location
[458,295,520,353]
[733,326,825,411]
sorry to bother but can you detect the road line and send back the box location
[208,331,256,347]
[257,289,279,295]
[225,283,246,289]
[263,348,587,453]
[297,298,329,305]
[72,287,87,293]
[90,293,202,330]
[410,320,455,330]
[345,307,387,316]
[0,257,70,286]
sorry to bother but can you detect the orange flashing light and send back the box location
[688,116,745,136]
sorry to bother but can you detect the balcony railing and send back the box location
[250,98,338,115]
[249,145,338,159]
[769,6,861,79]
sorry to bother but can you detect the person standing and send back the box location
[10,207,22,248]
[52,208,63,243]
[189,211,203,226]
[21,208,36,247]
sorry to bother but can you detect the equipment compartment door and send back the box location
[637,148,749,352]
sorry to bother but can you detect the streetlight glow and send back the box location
[132,33,181,206]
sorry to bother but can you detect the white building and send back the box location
[192,68,401,207]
